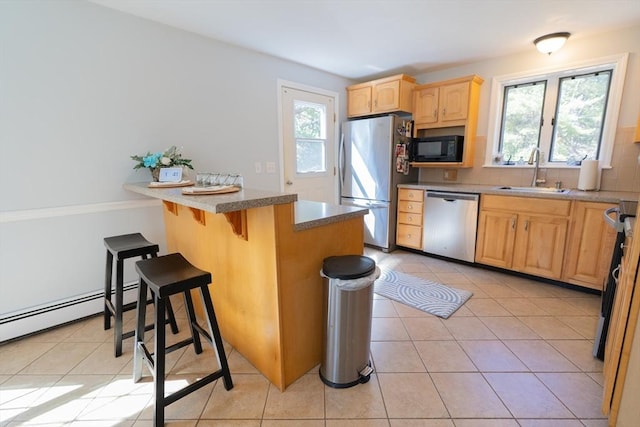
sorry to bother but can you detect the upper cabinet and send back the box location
[347,74,416,118]
[414,80,472,126]
[411,75,484,168]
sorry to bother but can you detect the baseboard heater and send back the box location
[0,283,139,343]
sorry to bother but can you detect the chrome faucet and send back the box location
[527,147,546,187]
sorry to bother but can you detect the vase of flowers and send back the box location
[131,146,194,181]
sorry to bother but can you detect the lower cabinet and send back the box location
[563,201,617,290]
[397,189,617,290]
[475,195,571,281]
[396,189,423,250]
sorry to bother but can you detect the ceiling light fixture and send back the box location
[534,32,571,55]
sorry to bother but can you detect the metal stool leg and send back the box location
[154,294,167,427]
[114,259,125,357]
[165,297,179,335]
[133,278,148,383]
[200,285,233,390]
[104,251,113,330]
[183,290,203,354]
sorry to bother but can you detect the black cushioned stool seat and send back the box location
[103,233,179,357]
[133,252,233,427]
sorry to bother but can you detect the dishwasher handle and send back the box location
[425,191,479,202]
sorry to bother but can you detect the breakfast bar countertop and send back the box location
[123,182,368,231]
[122,181,368,391]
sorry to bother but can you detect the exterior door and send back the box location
[281,85,336,203]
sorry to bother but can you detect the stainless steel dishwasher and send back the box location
[422,191,479,262]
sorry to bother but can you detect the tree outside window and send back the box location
[494,62,618,166]
[294,101,326,173]
[551,71,611,162]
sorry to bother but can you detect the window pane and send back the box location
[550,71,611,162]
[294,101,326,139]
[499,82,546,162]
[296,138,326,173]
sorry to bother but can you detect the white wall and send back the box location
[413,25,640,191]
[0,0,352,340]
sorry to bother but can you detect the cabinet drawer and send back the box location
[398,200,423,214]
[398,212,423,226]
[398,188,423,202]
[482,195,571,216]
[397,224,422,249]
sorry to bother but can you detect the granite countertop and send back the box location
[399,182,640,203]
[123,182,367,231]
[294,200,367,231]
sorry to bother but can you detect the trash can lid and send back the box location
[322,255,376,279]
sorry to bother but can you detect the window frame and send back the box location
[485,53,628,169]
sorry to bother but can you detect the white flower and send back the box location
[160,156,172,166]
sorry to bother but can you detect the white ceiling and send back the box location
[90,0,640,80]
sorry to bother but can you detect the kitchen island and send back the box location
[123,182,368,390]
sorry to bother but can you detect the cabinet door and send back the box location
[397,200,423,215]
[563,202,617,290]
[440,81,470,122]
[475,210,516,268]
[413,86,439,125]
[398,188,423,202]
[373,80,401,112]
[513,215,568,279]
[397,224,422,249]
[347,86,372,117]
[398,212,423,227]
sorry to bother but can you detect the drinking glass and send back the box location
[196,172,209,187]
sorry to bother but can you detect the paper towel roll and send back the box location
[577,159,598,190]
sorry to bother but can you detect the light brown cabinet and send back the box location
[413,80,471,126]
[475,195,571,280]
[563,201,617,290]
[347,74,416,118]
[602,199,639,426]
[396,188,423,250]
[411,75,484,168]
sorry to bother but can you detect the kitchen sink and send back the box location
[493,186,571,194]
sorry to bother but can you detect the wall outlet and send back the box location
[255,162,262,174]
[266,162,276,174]
[443,169,458,181]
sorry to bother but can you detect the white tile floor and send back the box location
[0,248,609,426]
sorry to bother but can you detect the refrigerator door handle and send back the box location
[339,132,345,185]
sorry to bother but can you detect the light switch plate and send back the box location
[159,167,183,182]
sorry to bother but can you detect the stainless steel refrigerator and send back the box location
[340,115,418,252]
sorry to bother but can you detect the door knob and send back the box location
[286,180,293,185]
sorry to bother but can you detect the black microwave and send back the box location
[411,135,464,162]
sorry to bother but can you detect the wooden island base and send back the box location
[161,200,364,391]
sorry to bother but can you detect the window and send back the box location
[550,71,611,162]
[487,54,628,168]
[499,81,547,162]
[294,100,327,173]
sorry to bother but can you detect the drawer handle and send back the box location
[524,220,529,231]
[511,218,516,230]
[407,204,413,209]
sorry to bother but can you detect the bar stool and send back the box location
[104,233,179,357]
[133,252,233,427]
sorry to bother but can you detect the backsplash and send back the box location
[418,126,640,193]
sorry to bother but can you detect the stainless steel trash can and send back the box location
[319,255,380,388]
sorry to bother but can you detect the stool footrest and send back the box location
[122,323,154,340]
[164,369,228,407]
[137,337,196,373]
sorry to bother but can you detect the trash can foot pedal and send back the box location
[359,364,374,383]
